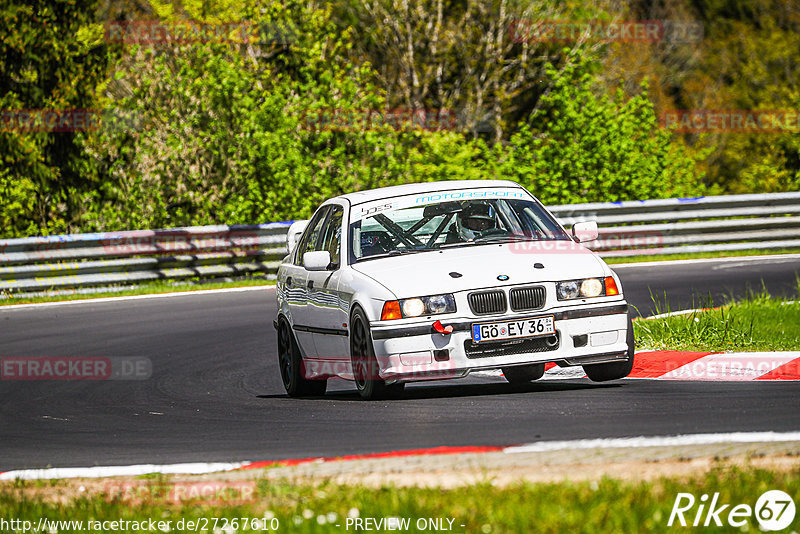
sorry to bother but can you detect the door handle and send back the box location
[285,276,293,287]
[307,280,314,289]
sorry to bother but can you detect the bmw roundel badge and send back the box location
[497,274,509,281]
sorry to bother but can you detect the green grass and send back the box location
[604,248,800,264]
[0,278,275,306]
[1,465,797,533]
[635,287,800,352]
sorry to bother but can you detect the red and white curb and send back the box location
[631,350,800,381]
[3,432,800,481]
[538,350,800,381]
[475,350,800,381]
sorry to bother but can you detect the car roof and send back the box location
[334,179,524,205]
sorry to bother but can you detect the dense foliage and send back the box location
[494,55,701,203]
[1,0,112,236]
[0,0,795,237]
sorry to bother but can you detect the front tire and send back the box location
[350,307,401,400]
[502,363,546,384]
[583,314,635,382]
[277,317,326,397]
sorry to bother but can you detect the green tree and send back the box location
[495,55,704,204]
[0,0,112,237]
[334,0,617,142]
[682,4,800,193]
[82,0,495,228]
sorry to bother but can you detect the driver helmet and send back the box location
[457,202,496,241]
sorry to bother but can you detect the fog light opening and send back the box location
[433,349,450,361]
[572,334,588,348]
[545,333,559,348]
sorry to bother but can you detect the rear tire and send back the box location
[583,314,635,382]
[350,307,399,400]
[277,317,327,397]
[502,363,546,384]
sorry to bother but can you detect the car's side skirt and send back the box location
[293,324,349,336]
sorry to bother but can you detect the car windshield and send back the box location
[350,196,570,261]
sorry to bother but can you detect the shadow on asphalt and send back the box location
[257,380,622,402]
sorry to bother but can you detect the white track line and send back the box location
[642,301,796,320]
[0,285,276,311]
[611,253,800,269]
[503,431,800,454]
[0,462,249,481]
[643,308,716,320]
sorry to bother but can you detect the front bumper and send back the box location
[369,302,630,381]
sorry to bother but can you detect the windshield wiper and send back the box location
[437,241,473,249]
[387,248,430,256]
[436,235,532,249]
[473,234,533,244]
[357,248,435,262]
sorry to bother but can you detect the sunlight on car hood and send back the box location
[350,241,608,298]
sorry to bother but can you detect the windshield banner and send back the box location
[351,188,530,222]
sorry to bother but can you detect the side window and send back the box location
[319,206,343,267]
[294,207,329,265]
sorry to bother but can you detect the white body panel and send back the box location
[275,180,631,385]
[350,243,608,298]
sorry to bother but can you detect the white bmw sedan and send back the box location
[274,180,634,399]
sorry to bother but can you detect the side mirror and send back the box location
[303,250,332,271]
[286,220,309,253]
[571,221,599,243]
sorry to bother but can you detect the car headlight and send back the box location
[402,298,426,317]
[381,294,456,320]
[556,280,581,300]
[580,278,603,297]
[557,277,619,300]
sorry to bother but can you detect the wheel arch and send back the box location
[348,293,388,324]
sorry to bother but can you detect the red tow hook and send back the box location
[432,320,453,334]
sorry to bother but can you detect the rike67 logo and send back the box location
[669,490,796,531]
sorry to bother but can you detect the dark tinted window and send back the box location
[294,206,329,265]
[319,206,343,266]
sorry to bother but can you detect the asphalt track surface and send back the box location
[1,256,799,470]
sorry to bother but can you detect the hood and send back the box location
[350,241,607,298]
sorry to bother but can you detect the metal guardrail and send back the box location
[549,191,800,257]
[0,223,292,294]
[0,192,798,294]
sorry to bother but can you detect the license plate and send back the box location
[471,315,555,343]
